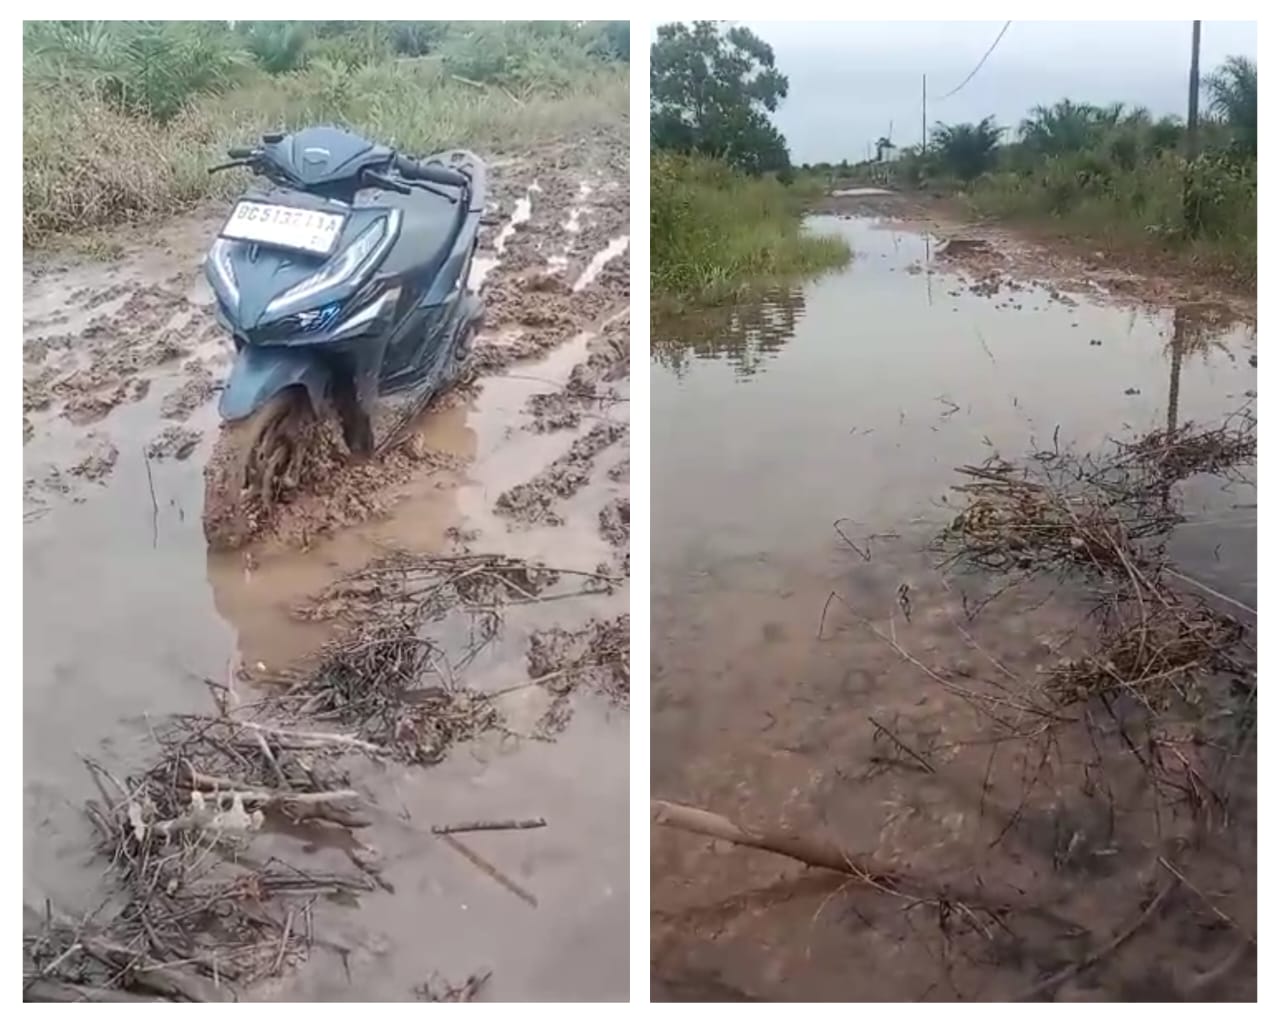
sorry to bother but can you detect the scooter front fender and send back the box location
[218,345,330,423]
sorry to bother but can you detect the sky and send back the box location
[734,21,1257,164]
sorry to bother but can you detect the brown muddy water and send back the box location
[651,212,1256,1001]
[25,141,629,1001]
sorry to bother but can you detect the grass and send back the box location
[955,149,1256,288]
[651,152,850,307]
[831,99,1256,291]
[24,26,627,247]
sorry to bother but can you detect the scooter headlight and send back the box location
[266,211,401,319]
[208,237,240,305]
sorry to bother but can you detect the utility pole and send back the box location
[1183,20,1202,234]
[921,74,927,153]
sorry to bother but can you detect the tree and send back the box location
[1205,55,1256,156]
[1019,99,1125,156]
[931,117,1003,181]
[651,21,792,176]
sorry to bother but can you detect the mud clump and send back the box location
[23,369,55,413]
[147,425,202,461]
[474,250,630,375]
[63,384,128,425]
[69,433,119,482]
[24,332,75,364]
[23,417,34,444]
[607,458,628,483]
[599,497,630,575]
[527,614,630,731]
[161,364,216,421]
[527,313,629,432]
[208,423,463,553]
[496,421,626,525]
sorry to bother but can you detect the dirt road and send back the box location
[24,130,629,1001]
[651,192,1255,1002]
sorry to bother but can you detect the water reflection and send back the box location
[652,286,805,378]
[1164,301,1253,437]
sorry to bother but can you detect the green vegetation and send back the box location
[23,20,628,246]
[651,22,790,176]
[651,22,846,306]
[929,116,1003,181]
[811,57,1257,287]
[651,152,848,306]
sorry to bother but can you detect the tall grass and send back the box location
[961,149,1256,285]
[838,84,1257,289]
[24,39,627,246]
[652,152,849,305]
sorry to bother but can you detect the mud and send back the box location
[652,200,1255,1001]
[68,432,119,482]
[528,613,630,710]
[146,425,202,461]
[815,189,1257,323]
[25,127,629,1002]
[496,422,628,526]
[528,313,630,432]
[160,362,217,421]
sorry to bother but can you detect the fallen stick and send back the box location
[651,800,1034,913]
[869,717,936,774]
[1164,568,1257,618]
[24,980,164,1003]
[438,834,537,907]
[432,817,546,835]
[174,769,370,828]
[183,717,384,754]
[1013,879,1177,1001]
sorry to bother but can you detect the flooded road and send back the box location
[651,210,1255,1001]
[25,136,629,1001]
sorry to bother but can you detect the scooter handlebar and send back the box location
[394,155,469,189]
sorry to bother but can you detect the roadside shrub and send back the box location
[24,21,251,122]
[652,151,849,303]
[24,33,627,246]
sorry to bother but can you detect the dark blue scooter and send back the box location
[201,125,485,548]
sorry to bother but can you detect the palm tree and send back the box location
[1205,55,1256,156]
[1019,99,1124,156]
[931,117,1003,181]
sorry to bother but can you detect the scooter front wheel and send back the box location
[202,388,318,551]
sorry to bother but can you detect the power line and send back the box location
[933,21,1012,101]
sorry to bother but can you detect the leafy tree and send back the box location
[1205,55,1256,156]
[931,116,1003,180]
[651,21,792,176]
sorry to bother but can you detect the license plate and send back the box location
[221,201,346,256]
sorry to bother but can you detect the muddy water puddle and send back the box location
[25,143,629,1000]
[651,214,1255,1001]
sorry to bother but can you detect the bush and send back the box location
[24,48,627,245]
[238,22,310,74]
[651,152,849,303]
[24,21,252,122]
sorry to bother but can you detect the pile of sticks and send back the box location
[24,710,382,1002]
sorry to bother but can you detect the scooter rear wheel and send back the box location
[202,388,315,551]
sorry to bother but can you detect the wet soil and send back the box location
[651,197,1255,1002]
[24,129,629,1001]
